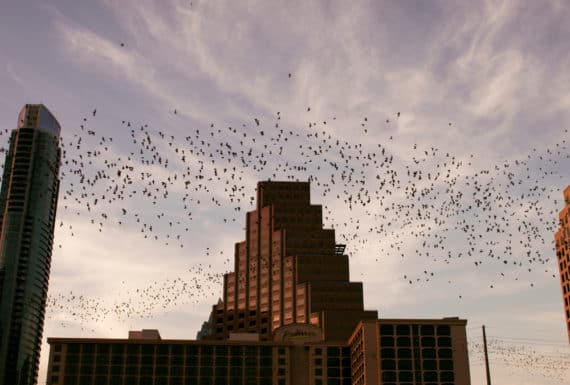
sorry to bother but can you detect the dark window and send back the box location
[230,367,242,377]
[186,345,198,356]
[398,371,413,382]
[141,355,153,366]
[396,325,410,335]
[201,366,213,376]
[421,325,434,335]
[381,359,396,370]
[381,348,395,359]
[327,357,340,367]
[230,346,242,356]
[380,336,394,346]
[397,348,412,359]
[437,325,451,336]
[140,366,153,376]
[186,367,198,376]
[423,371,438,381]
[216,345,228,356]
[260,366,272,378]
[439,348,453,358]
[79,366,93,376]
[422,348,436,358]
[126,355,138,365]
[127,345,139,355]
[327,347,340,357]
[380,325,394,335]
[381,371,397,381]
[111,355,123,365]
[439,360,454,370]
[202,346,213,355]
[141,345,154,355]
[438,337,452,347]
[397,337,411,346]
[421,337,436,347]
[440,371,455,381]
[172,345,183,355]
[398,359,412,370]
[110,366,122,376]
[245,346,257,356]
[327,367,340,377]
[245,367,257,377]
[423,359,437,370]
[157,345,169,355]
[215,366,228,376]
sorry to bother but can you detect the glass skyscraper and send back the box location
[0,104,61,385]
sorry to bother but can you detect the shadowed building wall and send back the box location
[0,104,61,385]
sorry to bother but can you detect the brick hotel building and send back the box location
[47,181,471,384]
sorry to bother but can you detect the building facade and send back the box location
[0,104,62,385]
[204,181,377,343]
[555,185,570,344]
[47,318,469,385]
[349,319,470,385]
[47,326,353,385]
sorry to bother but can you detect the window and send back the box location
[439,348,453,359]
[398,360,412,370]
[396,325,410,335]
[438,337,452,347]
[397,348,412,359]
[397,337,411,347]
[437,325,451,336]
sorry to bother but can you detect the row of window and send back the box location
[380,336,452,348]
[58,376,273,385]
[381,347,453,359]
[62,344,273,357]
[382,370,455,382]
[379,324,451,336]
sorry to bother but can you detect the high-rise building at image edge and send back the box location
[0,104,62,385]
[46,181,471,384]
[555,185,570,344]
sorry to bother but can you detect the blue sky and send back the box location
[1,1,569,384]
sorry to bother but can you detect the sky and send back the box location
[1,1,569,384]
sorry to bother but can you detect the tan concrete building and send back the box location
[555,185,570,344]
